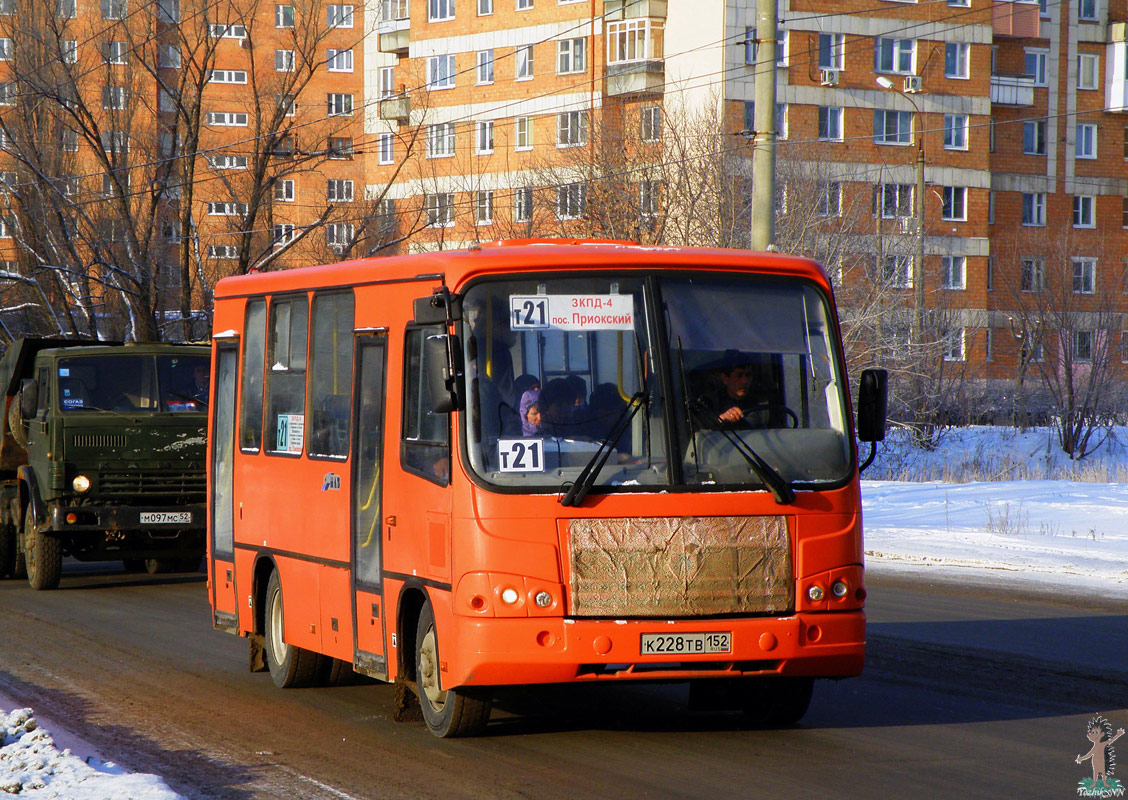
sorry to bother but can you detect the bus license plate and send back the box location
[640,632,731,656]
[140,512,191,525]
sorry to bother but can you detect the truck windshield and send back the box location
[461,272,851,492]
[57,354,209,413]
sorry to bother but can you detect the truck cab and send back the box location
[0,339,209,589]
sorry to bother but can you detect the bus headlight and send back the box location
[72,475,91,493]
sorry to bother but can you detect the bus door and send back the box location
[210,340,239,631]
[351,332,388,676]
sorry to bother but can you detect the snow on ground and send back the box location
[863,426,1128,597]
[0,704,182,799]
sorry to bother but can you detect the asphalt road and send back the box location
[0,563,1124,800]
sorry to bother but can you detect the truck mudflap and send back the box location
[48,503,205,533]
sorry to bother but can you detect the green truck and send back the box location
[0,339,209,590]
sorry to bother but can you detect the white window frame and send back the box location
[1078,0,1097,21]
[879,255,912,288]
[476,120,494,155]
[208,23,247,39]
[327,223,355,248]
[275,4,294,27]
[941,255,966,290]
[943,329,966,362]
[426,122,456,158]
[1021,258,1045,291]
[1024,120,1047,155]
[273,224,295,247]
[816,181,841,217]
[477,0,492,14]
[427,54,455,89]
[942,186,967,221]
[514,187,533,222]
[327,4,354,27]
[944,114,968,150]
[427,0,453,22]
[477,50,494,84]
[515,45,533,80]
[379,67,395,98]
[1073,195,1096,228]
[1072,257,1097,294]
[378,133,394,165]
[819,106,843,142]
[1025,48,1048,87]
[327,179,354,203]
[275,49,295,72]
[273,179,295,201]
[210,69,248,84]
[208,245,239,260]
[327,49,353,72]
[104,41,127,65]
[556,183,585,219]
[1077,123,1098,159]
[515,116,532,150]
[944,42,969,79]
[1078,53,1099,90]
[475,190,494,225]
[874,37,915,75]
[1074,330,1093,364]
[640,106,660,142]
[818,32,844,71]
[1022,192,1046,226]
[425,193,455,227]
[327,93,353,116]
[557,37,586,74]
[874,109,912,145]
[557,110,587,147]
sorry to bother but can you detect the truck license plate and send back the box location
[640,632,731,655]
[140,512,191,525]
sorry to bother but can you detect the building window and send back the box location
[989,191,995,225]
[874,37,915,74]
[943,329,966,362]
[427,54,455,89]
[1077,123,1098,159]
[515,116,532,150]
[818,106,843,141]
[640,106,660,141]
[1025,48,1048,86]
[327,93,353,116]
[275,50,295,72]
[557,37,586,74]
[476,120,494,154]
[275,4,294,26]
[878,255,912,288]
[1078,0,1097,21]
[208,245,239,259]
[104,41,127,64]
[1123,196,1128,228]
[744,26,786,67]
[329,137,353,159]
[477,50,494,84]
[1074,330,1093,363]
[944,42,969,79]
[556,183,585,219]
[1073,258,1096,293]
[160,45,180,68]
[514,187,533,222]
[557,111,587,147]
[100,130,128,152]
[425,193,455,227]
[1021,258,1045,292]
[941,255,966,289]
[1022,192,1046,226]
[61,40,78,64]
[101,86,128,110]
[986,255,995,290]
[208,154,248,170]
[379,67,395,98]
[942,186,967,221]
[61,129,78,152]
[478,0,492,13]
[1023,120,1047,155]
[327,179,353,203]
[427,122,456,157]
[517,0,532,8]
[943,114,968,150]
[208,23,247,38]
[57,0,75,16]
[985,328,993,362]
[874,183,913,218]
[273,224,295,247]
[1077,53,1099,90]
[816,181,841,217]
[639,180,659,227]
[327,49,353,72]
[273,179,294,201]
[818,32,844,70]
[207,201,249,216]
[101,0,127,19]
[210,69,248,84]
[475,190,493,225]
[378,133,393,165]
[515,45,533,79]
[327,223,354,250]
[327,3,354,27]
[873,109,912,145]
[1073,195,1096,228]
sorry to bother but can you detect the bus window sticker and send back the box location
[276,413,305,455]
[58,368,70,376]
[497,438,544,472]
[509,294,634,332]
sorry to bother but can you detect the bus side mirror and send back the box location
[856,369,888,443]
[18,378,37,419]
[414,292,462,325]
[425,334,463,414]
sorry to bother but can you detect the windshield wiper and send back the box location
[560,390,647,507]
[686,399,796,505]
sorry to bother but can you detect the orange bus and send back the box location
[206,240,887,737]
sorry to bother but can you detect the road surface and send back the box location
[0,563,1123,800]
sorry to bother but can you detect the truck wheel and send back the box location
[263,570,320,688]
[414,601,491,737]
[24,506,61,591]
[7,398,27,449]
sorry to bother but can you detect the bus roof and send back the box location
[213,241,831,300]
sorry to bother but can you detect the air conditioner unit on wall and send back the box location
[903,75,923,93]
[819,68,839,86]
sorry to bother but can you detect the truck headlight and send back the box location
[72,475,91,493]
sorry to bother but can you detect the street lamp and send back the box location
[876,76,926,405]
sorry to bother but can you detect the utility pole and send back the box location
[749,0,777,251]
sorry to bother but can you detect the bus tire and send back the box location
[24,506,61,591]
[264,570,319,688]
[414,602,491,738]
[737,677,814,727]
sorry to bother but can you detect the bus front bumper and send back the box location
[445,611,865,688]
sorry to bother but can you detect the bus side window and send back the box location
[308,291,355,459]
[240,299,267,452]
[265,295,310,456]
[402,326,450,485]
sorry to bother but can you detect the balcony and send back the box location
[990,74,1035,106]
[992,1,1040,38]
[606,19,664,97]
[378,0,409,55]
[379,94,410,123]
[603,0,666,20]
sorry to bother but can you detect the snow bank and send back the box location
[0,707,182,799]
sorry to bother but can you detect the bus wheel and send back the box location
[737,677,814,727]
[264,570,319,688]
[24,506,61,591]
[414,602,491,738]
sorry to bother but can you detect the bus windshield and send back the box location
[57,354,209,413]
[461,272,851,492]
